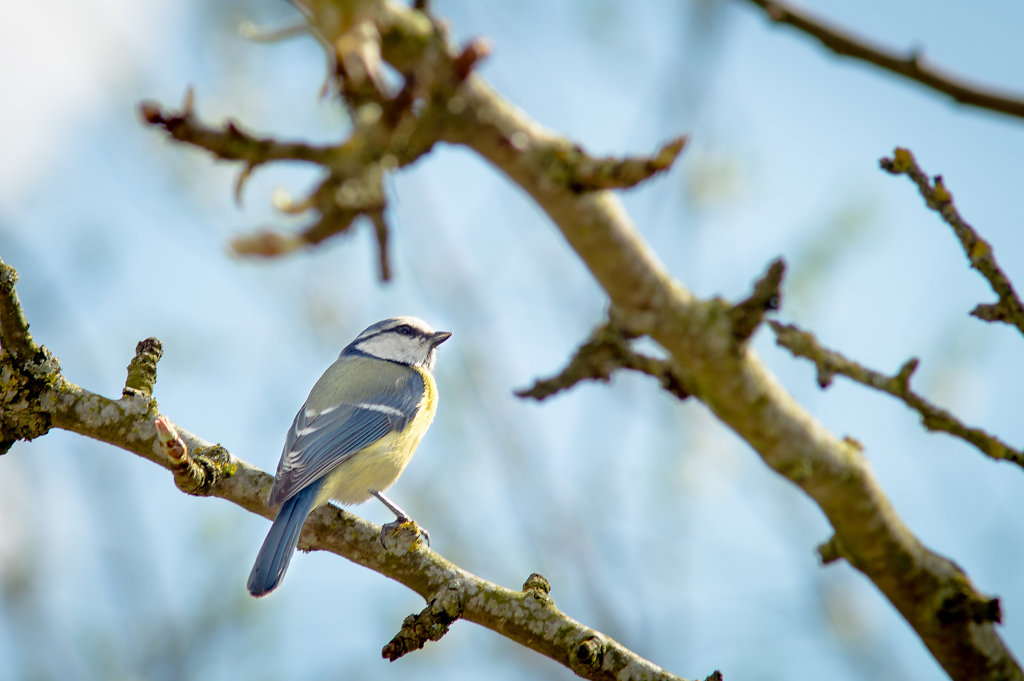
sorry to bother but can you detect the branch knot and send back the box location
[123,337,163,398]
[570,635,607,676]
[383,584,464,661]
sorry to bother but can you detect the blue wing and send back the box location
[267,366,425,507]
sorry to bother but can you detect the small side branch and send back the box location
[0,257,60,452]
[516,316,690,402]
[383,583,464,661]
[139,91,335,167]
[770,320,1024,469]
[0,259,37,360]
[570,136,688,192]
[741,0,1024,121]
[368,210,393,282]
[123,337,163,398]
[4,260,694,681]
[141,19,494,280]
[154,416,230,496]
[730,257,784,344]
[144,90,389,270]
[880,147,1024,337]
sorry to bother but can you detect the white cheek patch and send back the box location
[354,335,429,365]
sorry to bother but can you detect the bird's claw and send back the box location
[379,517,430,549]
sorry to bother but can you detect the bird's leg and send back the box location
[370,488,411,519]
[371,489,430,547]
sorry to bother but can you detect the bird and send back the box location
[247,316,451,597]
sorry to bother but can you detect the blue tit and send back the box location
[247,316,451,597]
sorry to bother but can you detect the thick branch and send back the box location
[770,321,1024,469]
[123,4,1023,679]
[52,387,691,681]
[1,261,694,681]
[522,258,782,402]
[881,147,1024,337]
[741,0,1024,121]
[355,8,1020,679]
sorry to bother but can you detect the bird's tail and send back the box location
[247,482,322,597]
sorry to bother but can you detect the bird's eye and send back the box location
[396,325,413,336]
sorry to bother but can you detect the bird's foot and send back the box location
[370,488,430,549]
[379,516,430,549]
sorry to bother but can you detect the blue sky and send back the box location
[2,2,1023,680]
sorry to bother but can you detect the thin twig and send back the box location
[730,258,784,343]
[880,147,1024,337]
[369,211,393,282]
[570,136,689,192]
[741,0,1024,121]
[770,320,1024,469]
[516,318,690,402]
[139,94,335,166]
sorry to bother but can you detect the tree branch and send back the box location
[567,136,688,192]
[368,210,393,282]
[729,257,784,344]
[770,320,1024,469]
[62,2,1024,679]
[0,260,37,360]
[139,90,336,166]
[0,258,60,453]
[516,313,690,402]
[142,90,393,269]
[123,337,163,398]
[880,147,1024,337]
[518,258,783,403]
[740,0,1024,121]
[352,7,1018,679]
[0,258,696,681]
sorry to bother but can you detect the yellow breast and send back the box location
[317,366,438,506]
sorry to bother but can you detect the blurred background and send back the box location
[2,1,1023,679]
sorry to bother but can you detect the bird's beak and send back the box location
[431,330,452,346]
